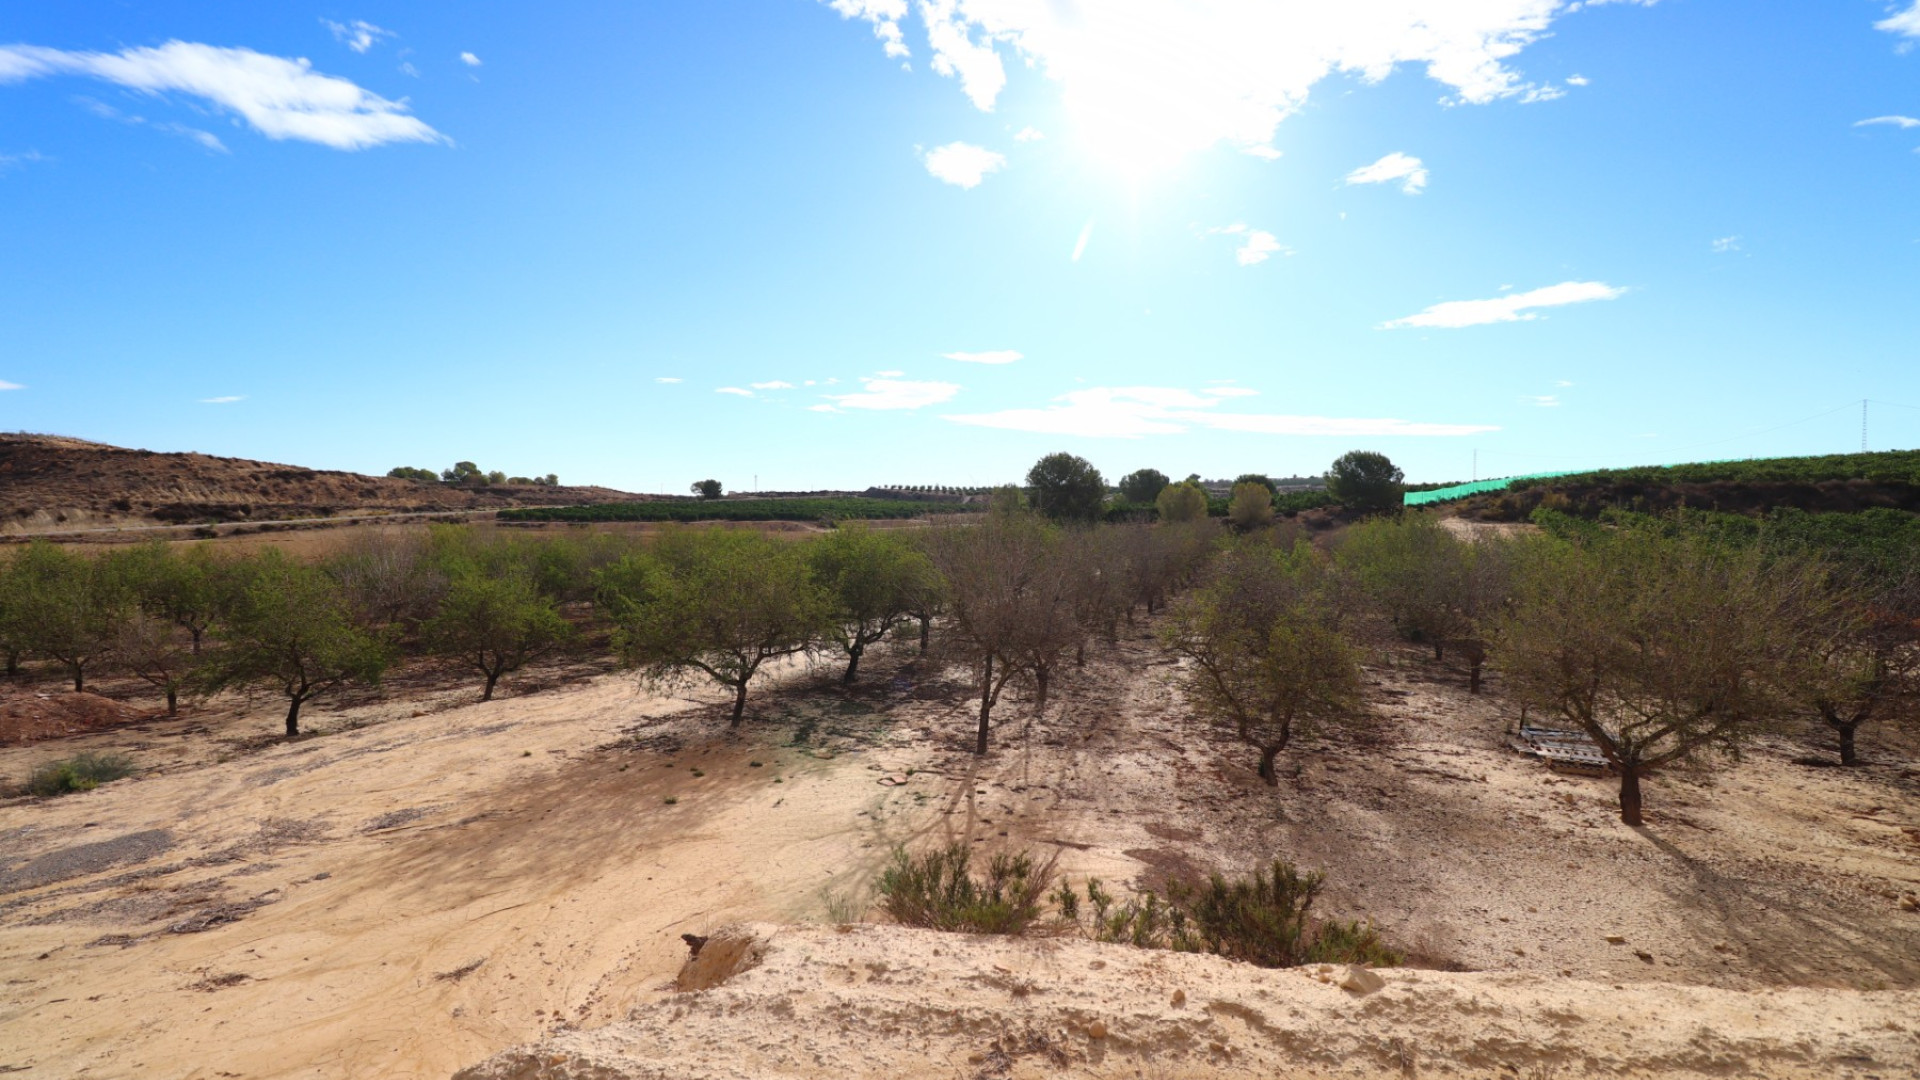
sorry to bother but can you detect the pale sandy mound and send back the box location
[454,924,1920,1080]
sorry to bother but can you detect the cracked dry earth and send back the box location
[0,622,1917,1078]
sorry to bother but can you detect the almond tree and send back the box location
[199,553,389,736]
[1165,543,1369,784]
[1494,529,1820,825]
[425,569,572,701]
[12,542,131,692]
[808,524,936,682]
[925,515,1064,752]
[599,527,826,725]
[1795,574,1920,766]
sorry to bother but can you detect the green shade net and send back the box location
[1403,471,1584,507]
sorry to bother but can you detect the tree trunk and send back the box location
[483,670,499,702]
[73,666,85,693]
[4,649,16,677]
[1468,656,1484,695]
[1837,721,1859,767]
[285,696,303,738]
[918,616,931,654]
[1258,743,1282,786]
[1034,663,1051,716]
[1075,641,1085,666]
[975,654,993,755]
[843,643,863,683]
[166,687,178,716]
[1433,641,1445,661]
[1617,763,1644,826]
[190,627,203,656]
[730,681,749,727]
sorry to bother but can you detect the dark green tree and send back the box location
[12,542,132,692]
[442,461,484,484]
[387,466,439,482]
[1026,452,1107,522]
[691,479,723,500]
[1324,451,1405,513]
[1117,468,1171,505]
[1233,474,1278,495]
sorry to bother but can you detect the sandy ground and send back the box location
[0,623,1917,1078]
[457,923,1920,1080]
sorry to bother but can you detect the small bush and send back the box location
[878,843,1055,934]
[27,752,136,797]
[1060,858,1400,969]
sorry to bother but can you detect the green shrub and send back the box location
[27,752,136,797]
[1059,859,1400,968]
[877,843,1055,934]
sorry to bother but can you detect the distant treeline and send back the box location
[501,498,980,524]
[1512,449,1920,490]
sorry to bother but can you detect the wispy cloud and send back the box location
[807,403,839,413]
[944,349,1022,365]
[923,141,1004,188]
[0,380,23,391]
[1524,395,1560,408]
[655,376,683,384]
[1566,74,1590,87]
[1382,281,1626,330]
[1072,219,1094,262]
[321,19,394,54]
[750,380,796,390]
[1207,223,1289,266]
[1014,126,1044,142]
[199,395,244,404]
[824,377,960,410]
[946,385,1495,439]
[460,51,483,67]
[715,386,754,397]
[825,2,1628,168]
[1711,235,1741,254]
[0,41,446,150]
[1856,115,1920,129]
[0,149,45,173]
[1877,2,1920,40]
[1345,152,1428,194]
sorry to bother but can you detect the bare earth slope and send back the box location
[457,923,1920,1080]
[0,626,1915,1078]
[0,433,640,534]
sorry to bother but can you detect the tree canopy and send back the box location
[1325,451,1405,513]
[1026,452,1107,522]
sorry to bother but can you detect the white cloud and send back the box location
[656,376,683,383]
[923,140,1005,188]
[875,369,905,377]
[808,403,840,413]
[716,386,754,397]
[1856,115,1920,129]
[322,19,394,54]
[199,395,244,404]
[1207,223,1289,265]
[1565,74,1590,86]
[460,51,483,67]
[1202,386,1260,398]
[827,0,912,59]
[1711,235,1740,254]
[0,149,46,172]
[0,380,22,390]
[1243,145,1283,160]
[824,377,961,410]
[0,41,445,150]
[1014,126,1045,141]
[1555,379,1574,387]
[750,380,796,390]
[826,1,1634,171]
[1524,394,1560,407]
[1382,280,1626,329]
[1346,151,1428,194]
[1877,2,1920,39]
[944,349,1023,365]
[946,385,1495,438]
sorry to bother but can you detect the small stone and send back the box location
[1605,935,1626,945]
[967,1051,985,1064]
[1087,1021,1108,1040]
[1634,950,1654,964]
[1339,966,1386,995]
[1170,989,1186,1008]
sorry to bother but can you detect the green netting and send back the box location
[1403,471,1583,507]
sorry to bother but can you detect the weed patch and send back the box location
[27,752,136,797]
[877,843,1055,935]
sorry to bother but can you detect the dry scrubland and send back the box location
[2,619,1917,1078]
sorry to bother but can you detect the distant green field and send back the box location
[499,498,977,524]
[1511,449,1920,490]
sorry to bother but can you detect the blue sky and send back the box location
[2,1,1918,492]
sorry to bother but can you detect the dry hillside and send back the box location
[0,433,641,535]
